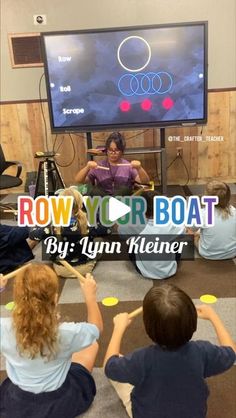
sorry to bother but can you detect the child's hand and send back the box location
[0,274,8,289]
[113,313,131,333]
[80,273,97,302]
[196,305,216,320]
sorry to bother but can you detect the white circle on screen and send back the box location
[117,36,151,73]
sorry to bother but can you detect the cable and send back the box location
[125,129,150,141]
[153,153,161,183]
[179,155,190,186]
[166,155,190,186]
[167,156,179,169]
[72,133,87,139]
[54,134,76,167]
[53,134,64,153]
[38,73,49,152]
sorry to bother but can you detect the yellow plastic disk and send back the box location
[200,294,217,304]
[5,301,15,311]
[102,297,119,307]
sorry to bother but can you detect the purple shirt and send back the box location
[88,158,138,195]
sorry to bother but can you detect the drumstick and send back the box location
[132,188,145,196]
[95,166,109,171]
[132,181,155,196]
[132,187,151,196]
[116,163,131,167]
[59,261,142,316]
[1,263,31,280]
[59,260,86,283]
[128,306,143,319]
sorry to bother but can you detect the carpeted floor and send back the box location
[0,188,236,418]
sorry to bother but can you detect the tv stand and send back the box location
[86,129,167,194]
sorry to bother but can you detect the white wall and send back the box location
[1,0,236,101]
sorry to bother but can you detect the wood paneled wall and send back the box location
[1,90,235,193]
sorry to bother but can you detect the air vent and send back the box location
[8,33,43,68]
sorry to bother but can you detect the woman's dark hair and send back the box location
[105,132,126,153]
[141,190,160,218]
[143,284,197,350]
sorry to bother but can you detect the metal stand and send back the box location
[34,157,65,197]
[86,132,93,160]
[160,128,167,194]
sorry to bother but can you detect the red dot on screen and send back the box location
[162,97,174,110]
[141,99,152,111]
[120,101,131,112]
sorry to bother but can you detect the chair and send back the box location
[0,144,23,212]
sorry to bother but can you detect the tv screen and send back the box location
[41,21,208,133]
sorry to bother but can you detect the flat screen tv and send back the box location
[41,21,208,133]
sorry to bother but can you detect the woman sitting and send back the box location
[75,132,150,196]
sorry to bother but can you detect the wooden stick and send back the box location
[59,259,86,283]
[2,263,31,280]
[132,181,155,196]
[59,260,142,316]
[95,166,109,171]
[116,163,131,167]
[128,306,143,319]
[132,188,145,196]
[132,187,151,196]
